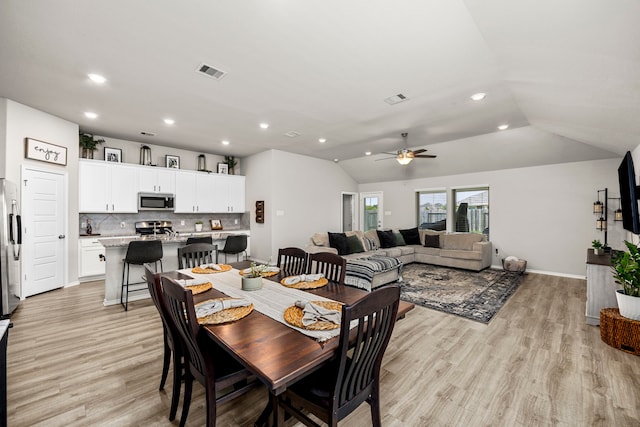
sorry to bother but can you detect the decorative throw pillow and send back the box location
[394,232,406,246]
[365,237,379,251]
[424,234,440,248]
[399,227,421,245]
[377,230,397,248]
[347,235,365,254]
[328,232,350,255]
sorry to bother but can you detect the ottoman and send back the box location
[344,255,402,291]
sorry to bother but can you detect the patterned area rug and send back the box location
[399,263,524,324]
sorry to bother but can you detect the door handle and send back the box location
[58,235,66,239]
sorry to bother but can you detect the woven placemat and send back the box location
[238,269,280,278]
[196,298,254,325]
[191,264,232,274]
[185,282,213,295]
[284,301,342,330]
[280,277,328,290]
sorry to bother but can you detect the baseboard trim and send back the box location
[490,265,585,280]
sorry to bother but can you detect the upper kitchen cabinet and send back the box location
[212,174,245,212]
[138,167,175,194]
[174,170,217,213]
[79,160,138,213]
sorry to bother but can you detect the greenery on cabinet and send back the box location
[611,241,640,297]
[592,239,604,255]
[225,155,238,174]
[79,132,105,159]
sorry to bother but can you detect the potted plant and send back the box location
[610,240,640,320]
[241,262,263,291]
[79,132,105,159]
[194,221,203,232]
[225,155,238,175]
[592,239,604,255]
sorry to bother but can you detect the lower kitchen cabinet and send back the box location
[79,238,106,279]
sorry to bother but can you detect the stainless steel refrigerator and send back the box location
[0,179,21,318]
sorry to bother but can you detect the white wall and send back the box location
[245,150,358,263]
[359,158,625,277]
[3,98,80,289]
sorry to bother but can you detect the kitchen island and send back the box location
[98,230,250,306]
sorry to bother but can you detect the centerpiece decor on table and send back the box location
[241,262,264,291]
[611,240,640,320]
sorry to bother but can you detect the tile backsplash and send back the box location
[79,212,249,236]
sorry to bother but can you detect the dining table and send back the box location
[162,260,415,426]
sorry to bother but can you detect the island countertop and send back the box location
[98,230,250,248]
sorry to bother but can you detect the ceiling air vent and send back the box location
[284,131,301,138]
[384,93,409,105]
[196,63,227,80]
[140,131,156,136]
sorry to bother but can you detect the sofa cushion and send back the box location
[328,232,350,255]
[377,230,397,248]
[442,233,483,251]
[440,249,483,261]
[424,234,440,248]
[414,246,441,256]
[394,232,406,246]
[380,247,403,257]
[311,232,329,247]
[397,246,415,256]
[347,234,365,254]
[399,227,421,245]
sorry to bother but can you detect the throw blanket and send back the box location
[345,255,401,290]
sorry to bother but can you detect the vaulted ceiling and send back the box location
[1,1,636,183]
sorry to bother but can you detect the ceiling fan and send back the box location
[377,132,437,165]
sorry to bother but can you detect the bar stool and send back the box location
[121,240,163,311]
[219,235,248,263]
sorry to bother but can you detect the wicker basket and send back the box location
[600,308,640,356]
[502,258,527,274]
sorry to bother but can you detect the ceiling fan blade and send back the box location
[381,151,399,156]
[414,154,437,158]
[412,149,428,155]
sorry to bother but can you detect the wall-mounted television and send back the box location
[617,151,640,234]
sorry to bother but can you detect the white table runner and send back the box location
[178,268,343,342]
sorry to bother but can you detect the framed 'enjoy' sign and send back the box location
[25,138,68,166]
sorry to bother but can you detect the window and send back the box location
[417,191,447,230]
[453,187,489,237]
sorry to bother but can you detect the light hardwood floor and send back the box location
[6,273,640,426]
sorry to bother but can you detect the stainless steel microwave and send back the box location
[138,193,175,211]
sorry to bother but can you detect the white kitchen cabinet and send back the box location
[79,238,106,279]
[174,171,216,213]
[138,166,175,194]
[79,160,138,213]
[212,174,245,212]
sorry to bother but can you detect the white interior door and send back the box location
[360,192,383,231]
[21,167,66,297]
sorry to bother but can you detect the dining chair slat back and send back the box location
[160,276,256,427]
[307,252,346,285]
[144,265,182,421]
[178,243,217,269]
[277,285,401,427]
[277,247,308,276]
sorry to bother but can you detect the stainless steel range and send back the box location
[135,220,173,236]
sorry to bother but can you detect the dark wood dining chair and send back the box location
[277,247,308,276]
[144,265,183,422]
[178,243,218,269]
[160,276,257,427]
[276,285,401,427]
[307,252,346,285]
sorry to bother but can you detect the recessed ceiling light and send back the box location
[164,118,175,125]
[365,151,372,156]
[88,73,106,84]
[259,123,269,129]
[333,158,339,163]
[319,138,327,143]
[222,140,230,145]
[470,92,486,101]
[84,111,98,119]
[497,124,509,130]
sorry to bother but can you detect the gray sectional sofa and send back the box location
[307,228,492,288]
